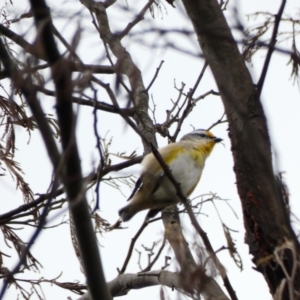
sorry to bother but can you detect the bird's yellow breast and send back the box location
[195,141,216,157]
[183,140,216,165]
[186,146,210,167]
[142,140,216,173]
[164,146,185,165]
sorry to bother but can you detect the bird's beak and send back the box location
[214,137,223,143]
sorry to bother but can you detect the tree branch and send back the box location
[162,207,230,300]
[28,1,111,299]
[77,270,182,300]
[0,156,142,225]
[256,0,287,98]
[80,0,157,153]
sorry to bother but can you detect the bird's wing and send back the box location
[127,145,172,201]
[150,173,165,195]
[127,175,143,201]
[136,145,176,200]
[141,143,182,173]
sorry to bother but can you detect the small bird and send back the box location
[119,129,222,221]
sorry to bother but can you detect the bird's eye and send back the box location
[198,134,206,137]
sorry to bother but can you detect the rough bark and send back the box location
[181,0,300,298]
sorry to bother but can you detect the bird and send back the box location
[118,129,222,221]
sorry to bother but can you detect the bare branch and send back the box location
[118,220,149,274]
[80,0,157,152]
[117,1,154,40]
[26,1,112,299]
[78,270,182,300]
[256,0,287,98]
[146,60,165,91]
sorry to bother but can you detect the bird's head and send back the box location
[180,129,222,143]
[180,129,222,156]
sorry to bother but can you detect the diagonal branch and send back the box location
[117,1,154,40]
[80,0,157,153]
[119,220,149,274]
[256,0,286,98]
[0,24,45,59]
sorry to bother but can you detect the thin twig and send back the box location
[142,238,166,272]
[146,60,164,91]
[34,85,134,115]
[92,88,105,213]
[0,180,59,299]
[256,0,286,98]
[118,0,154,40]
[173,61,208,141]
[118,220,149,274]
[0,157,142,225]
[207,112,227,131]
[193,89,219,102]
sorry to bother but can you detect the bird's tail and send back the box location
[119,203,140,222]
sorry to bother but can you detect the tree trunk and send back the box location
[181,0,300,298]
